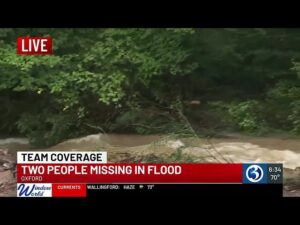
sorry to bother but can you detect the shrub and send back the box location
[16,111,79,147]
[227,100,269,134]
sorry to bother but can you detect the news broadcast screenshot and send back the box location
[0,28,299,198]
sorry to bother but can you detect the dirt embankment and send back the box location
[0,149,16,197]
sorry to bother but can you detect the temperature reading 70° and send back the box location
[270,174,281,180]
[267,164,283,184]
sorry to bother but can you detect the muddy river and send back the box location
[1,134,300,197]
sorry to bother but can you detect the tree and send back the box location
[0,28,197,145]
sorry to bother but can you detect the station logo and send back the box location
[243,164,267,184]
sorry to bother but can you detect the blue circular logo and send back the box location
[246,165,264,183]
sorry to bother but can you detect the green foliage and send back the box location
[2,28,300,144]
[227,100,269,134]
[207,100,270,135]
[0,28,197,145]
[16,111,80,147]
[287,101,300,134]
[111,108,188,135]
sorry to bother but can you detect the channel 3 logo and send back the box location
[243,164,267,184]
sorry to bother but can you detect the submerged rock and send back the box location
[166,140,185,150]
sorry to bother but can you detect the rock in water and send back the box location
[166,140,185,150]
[0,170,14,183]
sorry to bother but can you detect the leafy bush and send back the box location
[16,111,79,147]
[227,100,269,134]
[111,108,189,135]
[287,101,300,134]
[259,78,300,134]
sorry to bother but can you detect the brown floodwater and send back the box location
[210,137,300,153]
[2,134,300,153]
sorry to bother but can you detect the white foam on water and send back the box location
[202,142,300,169]
[62,133,103,144]
[0,138,29,145]
[166,140,185,149]
[2,134,299,170]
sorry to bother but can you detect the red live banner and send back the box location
[17,37,52,55]
[17,163,243,183]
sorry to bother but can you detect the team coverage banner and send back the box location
[17,152,242,184]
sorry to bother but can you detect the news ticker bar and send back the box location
[16,183,283,197]
[17,163,283,184]
[86,184,283,197]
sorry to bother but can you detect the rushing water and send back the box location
[2,134,300,168]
